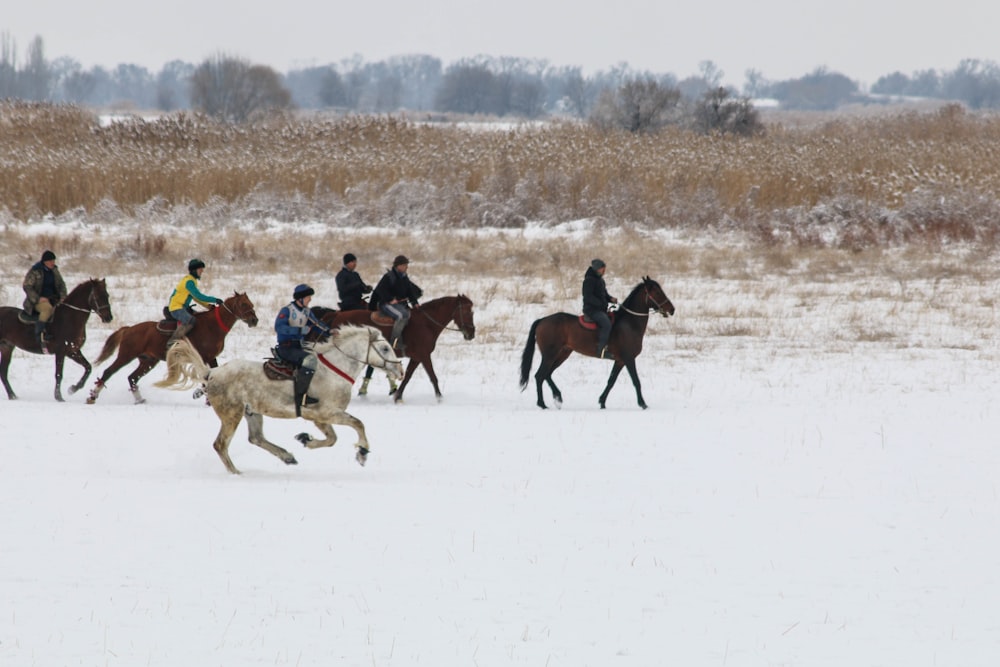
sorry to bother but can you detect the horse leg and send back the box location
[53,352,66,402]
[623,358,647,410]
[0,343,16,400]
[65,347,92,395]
[126,356,160,404]
[87,353,132,404]
[419,355,443,402]
[316,412,372,466]
[212,407,244,475]
[295,421,339,449]
[358,365,375,396]
[244,410,298,466]
[392,358,420,403]
[533,350,564,409]
[598,360,627,409]
[544,349,572,407]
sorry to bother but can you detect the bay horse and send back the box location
[316,294,475,403]
[155,326,403,474]
[86,292,259,405]
[0,278,114,401]
[519,276,674,410]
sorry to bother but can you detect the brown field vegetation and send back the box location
[4,101,1000,251]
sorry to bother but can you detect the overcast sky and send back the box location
[5,0,999,88]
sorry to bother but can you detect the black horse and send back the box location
[519,277,674,409]
[0,278,114,401]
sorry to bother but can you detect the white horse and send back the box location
[155,326,403,474]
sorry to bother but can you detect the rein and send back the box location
[317,353,355,384]
[316,332,401,384]
[57,285,109,316]
[620,287,668,317]
[417,300,468,333]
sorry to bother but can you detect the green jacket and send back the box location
[23,261,68,313]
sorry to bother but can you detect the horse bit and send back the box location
[621,287,669,317]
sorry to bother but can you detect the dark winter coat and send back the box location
[23,261,67,313]
[371,268,423,311]
[581,266,614,316]
[335,266,372,311]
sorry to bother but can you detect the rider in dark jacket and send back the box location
[335,253,373,311]
[23,250,68,351]
[582,259,618,359]
[372,255,423,353]
[275,284,331,416]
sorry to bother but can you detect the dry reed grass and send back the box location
[4,101,1000,251]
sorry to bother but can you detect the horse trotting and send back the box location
[519,277,674,410]
[0,278,114,401]
[86,291,258,404]
[320,294,475,403]
[155,326,403,474]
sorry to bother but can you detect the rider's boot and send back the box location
[166,322,194,348]
[389,319,407,355]
[293,367,319,417]
[34,321,49,353]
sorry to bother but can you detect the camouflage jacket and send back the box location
[23,262,68,313]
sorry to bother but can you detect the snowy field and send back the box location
[2,245,1000,667]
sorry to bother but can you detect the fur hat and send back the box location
[393,255,410,268]
[591,258,606,270]
[343,253,357,265]
[41,250,56,262]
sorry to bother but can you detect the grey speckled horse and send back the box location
[155,326,403,474]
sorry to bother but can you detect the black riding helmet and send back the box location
[188,258,206,276]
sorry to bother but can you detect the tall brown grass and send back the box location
[4,101,1000,249]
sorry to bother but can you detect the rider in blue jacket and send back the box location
[275,284,330,416]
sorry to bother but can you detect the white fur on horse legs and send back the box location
[131,387,146,404]
[86,379,104,404]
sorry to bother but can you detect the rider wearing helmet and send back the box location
[275,283,331,416]
[166,258,223,348]
[371,254,423,354]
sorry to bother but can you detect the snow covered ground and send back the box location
[2,247,999,666]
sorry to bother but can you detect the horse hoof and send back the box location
[356,447,369,466]
[68,385,80,395]
[295,433,312,446]
[85,397,96,405]
[285,457,299,466]
[639,403,648,410]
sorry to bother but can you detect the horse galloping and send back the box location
[519,277,674,409]
[87,292,258,404]
[0,278,114,401]
[318,294,475,403]
[155,326,403,474]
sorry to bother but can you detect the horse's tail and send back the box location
[519,318,541,391]
[154,338,210,390]
[94,327,126,364]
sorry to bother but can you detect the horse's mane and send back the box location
[66,277,101,298]
[311,324,377,353]
[622,277,658,307]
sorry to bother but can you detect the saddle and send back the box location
[156,305,190,334]
[17,310,39,325]
[370,311,394,326]
[578,312,615,330]
[263,349,296,382]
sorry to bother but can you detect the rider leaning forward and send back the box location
[275,283,331,416]
[166,258,223,348]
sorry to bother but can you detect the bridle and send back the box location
[58,282,111,318]
[222,297,257,324]
[418,299,474,335]
[315,330,402,383]
[620,286,671,317]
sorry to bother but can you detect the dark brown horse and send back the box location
[520,276,674,410]
[86,292,259,404]
[0,278,114,401]
[317,294,475,403]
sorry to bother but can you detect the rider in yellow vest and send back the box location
[166,258,223,347]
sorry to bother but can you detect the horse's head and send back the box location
[364,326,404,381]
[90,278,114,323]
[65,278,114,323]
[454,294,476,341]
[225,292,259,328]
[641,276,675,318]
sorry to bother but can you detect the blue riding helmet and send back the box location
[293,284,315,300]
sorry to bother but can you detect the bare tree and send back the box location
[589,77,682,133]
[190,54,292,122]
[692,87,764,136]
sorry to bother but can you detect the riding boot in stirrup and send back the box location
[167,322,194,348]
[293,367,319,417]
[389,319,406,355]
[34,321,49,354]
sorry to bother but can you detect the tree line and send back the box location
[3,32,1000,126]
